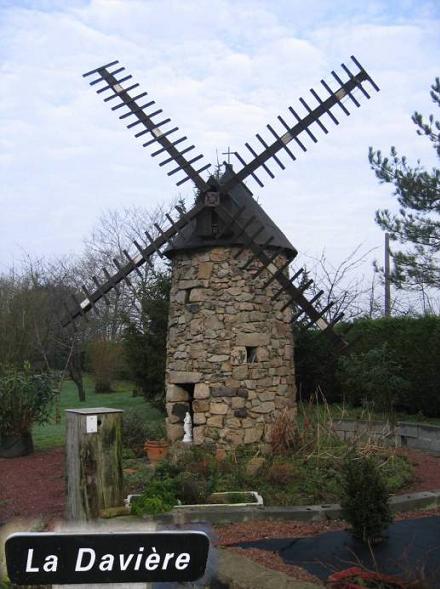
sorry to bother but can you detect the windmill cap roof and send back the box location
[165,164,297,258]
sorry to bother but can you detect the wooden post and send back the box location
[65,408,124,521]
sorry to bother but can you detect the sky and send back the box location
[1,0,439,289]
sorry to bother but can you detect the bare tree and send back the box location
[75,201,179,338]
[300,245,379,323]
[0,198,180,401]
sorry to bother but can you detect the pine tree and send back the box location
[369,78,440,290]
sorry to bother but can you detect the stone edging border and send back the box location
[152,489,440,524]
[334,419,440,452]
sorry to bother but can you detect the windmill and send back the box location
[63,56,378,447]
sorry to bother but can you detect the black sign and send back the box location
[6,531,210,585]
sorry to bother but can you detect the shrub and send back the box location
[175,472,209,505]
[154,459,182,481]
[337,343,410,418]
[340,450,393,543]
[0,365,55,437]
[122,409,152,456]
[88,340,122,393]
[131,478,177,516]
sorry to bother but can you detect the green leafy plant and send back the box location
[340,449,393,543]
[131,494,175,516]
[144,421,167,441]
[0,365,56,437]
[131,478,177,516]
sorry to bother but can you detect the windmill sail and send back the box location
[221,56,379,192]
[83,61,212,191]
[62,201,207,326]
[66,55,379,352]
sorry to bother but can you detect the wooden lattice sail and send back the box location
[63,55,379,353]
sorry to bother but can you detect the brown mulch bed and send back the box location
[215,519,345,546]
[397,447,440,492]
[0,448,64,524]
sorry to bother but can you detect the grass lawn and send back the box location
[32,375,164,450]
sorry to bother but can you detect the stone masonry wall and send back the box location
[165,246,296,448]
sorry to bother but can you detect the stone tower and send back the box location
[164,166,297,448]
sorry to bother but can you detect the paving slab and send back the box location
[211,548,321,589]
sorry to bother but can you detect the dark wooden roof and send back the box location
[165,164,297,258]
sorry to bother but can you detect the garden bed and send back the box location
[123,423,414,516]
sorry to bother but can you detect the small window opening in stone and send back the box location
[184,288,192,304]
[246,346,258,363]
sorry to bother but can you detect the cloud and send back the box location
[0,0,439,285]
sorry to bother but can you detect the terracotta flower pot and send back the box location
[144,440,169,465]
[328,567,406,589]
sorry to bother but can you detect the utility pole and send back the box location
[384,233,391,317]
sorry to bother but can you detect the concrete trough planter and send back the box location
[174,491,264,510]
[123,489,440,525]
[125,491,263,511]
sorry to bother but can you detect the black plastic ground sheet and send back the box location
[234,516,440,586]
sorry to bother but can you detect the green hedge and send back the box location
[294,326,340,403]
[294,316,440,417]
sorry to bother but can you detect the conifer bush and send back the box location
[340,450,393,543]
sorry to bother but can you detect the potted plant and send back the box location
[0,365,56,458]
[143,422,168,465]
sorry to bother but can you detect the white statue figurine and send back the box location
[182,411,193,443]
